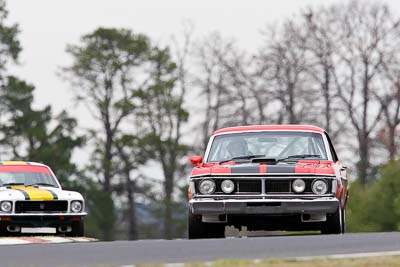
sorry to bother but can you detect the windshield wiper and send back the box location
[278,154,322,162]
[220,154,265,164]
[26,183,57,188]
[1,182,25,187]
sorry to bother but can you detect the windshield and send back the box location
[207,131,328,163]
[0,166,58,187]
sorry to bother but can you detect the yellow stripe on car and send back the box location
[0,161,28,165]
[11,186,55,200]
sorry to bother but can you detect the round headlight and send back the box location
[71,201,83,213]
[312,179,328,195]
[0,201,12,212]
[292,179,306,193]
[198,179,216,195]
[221,180,235,194]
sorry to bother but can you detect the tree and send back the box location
[375,32,400,161]
[332,1,399,184]
[0,76,84,179]
[0,0,20,76]
[301,7,347,139]
[195,33,251,149]
[136,46,188,239]
[63,27,151,240]
[363,160,400,231]
[258,21,319,125]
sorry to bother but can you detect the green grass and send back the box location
[135,255,400,267]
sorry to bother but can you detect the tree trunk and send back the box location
[358,133,370,185]
[288,83,296,124]
[323,66,331,133]
[163,171,174,239]
[103,114,113,193]
[388,126,397,161]
[101,120,114,240]
[126,177,138,240]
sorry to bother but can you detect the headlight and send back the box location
[221,179,235,194]
[292,179,306,193]
[0,201,12,213]
[70,201,83,213]
[198,179,216,195]
[312,179,328,195]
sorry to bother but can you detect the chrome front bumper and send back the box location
[0,212,87,217]
[190,198,339,215]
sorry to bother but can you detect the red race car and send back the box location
[188,125,348,239]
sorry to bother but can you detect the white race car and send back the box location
[0,161,87,236]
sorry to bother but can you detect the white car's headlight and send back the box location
[0,201,12,213]
[292,179,306,193]
[198,179,216,195]
[70,201,83,213]
[221,179,235,194]
[312,179,328,195]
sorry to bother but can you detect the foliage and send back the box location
[0,0,20,73]
[0,76,84,180]
[347,160,400,232]
[135,46,188,239]
[346,181,377,232]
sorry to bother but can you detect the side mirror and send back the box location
[190,156,203,167]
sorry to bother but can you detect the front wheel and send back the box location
[341,208,346,233]
[188,211,225,239]
[68,221,84,237]
[321,208,343,235]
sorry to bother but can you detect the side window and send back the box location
[325,132,339,162]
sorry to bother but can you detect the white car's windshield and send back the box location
[0,166,58,187]
[207,131,328,163]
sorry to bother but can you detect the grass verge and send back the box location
[136,255,400,267]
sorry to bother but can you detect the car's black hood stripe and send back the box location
[230,164,296,174]
[14,189,30,200]
[231,165,260,173]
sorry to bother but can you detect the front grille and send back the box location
[265,180,291,193]
[236,180,262,193]
[195,177,332,195]
[15,201,68,213]
[265,179,330,193]
[196,179,262,194]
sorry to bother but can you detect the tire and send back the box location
[188,211,225,239]
[0,223,9,236]
[341,208,346,234]
[68,221,84,237]
[321,207,342,235]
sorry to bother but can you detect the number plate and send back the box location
[21,227,57,234]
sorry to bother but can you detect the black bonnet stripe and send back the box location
[231,165,260,173]
[267,165,296,173]
[14,189,30,200]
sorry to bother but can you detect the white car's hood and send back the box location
[0,186,84,201]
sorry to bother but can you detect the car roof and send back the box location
[212,125,325,135]
[0,161,49,167]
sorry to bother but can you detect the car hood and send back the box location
[0,186,84,201]
[191,160,336,176]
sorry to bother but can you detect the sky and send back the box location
[7,0,352,118]
[5,0,400,167]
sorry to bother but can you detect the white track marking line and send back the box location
[292,250,400,260]
[0,236,98,245]
[0,238,31,245]
[39,237,73,243]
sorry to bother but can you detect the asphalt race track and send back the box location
[0,232,400,266]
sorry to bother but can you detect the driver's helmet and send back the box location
[226,138,248,158]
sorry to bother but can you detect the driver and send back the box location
[226,139,249,158]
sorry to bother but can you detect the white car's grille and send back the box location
[15,201,68,213]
